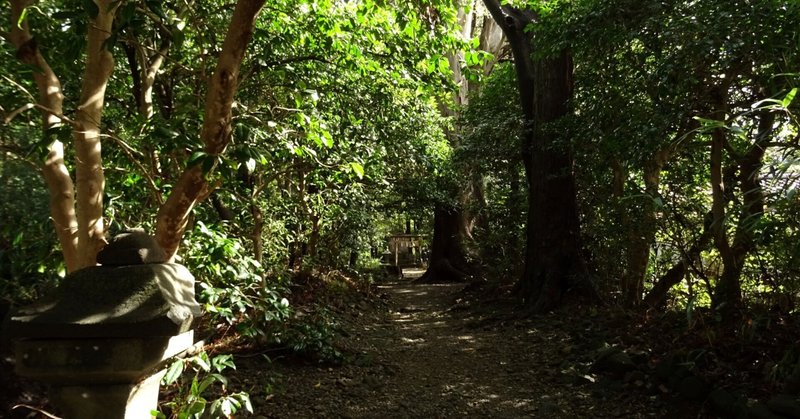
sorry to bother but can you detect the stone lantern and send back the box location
[4,230,201,418]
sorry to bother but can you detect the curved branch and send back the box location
[9,0,79,272]
[156,0,266,260]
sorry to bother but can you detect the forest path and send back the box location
[250,279,658,418]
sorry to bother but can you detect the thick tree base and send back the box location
[417,259,468,283]
[519,270,601,314]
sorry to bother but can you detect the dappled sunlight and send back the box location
[260,280,662,417]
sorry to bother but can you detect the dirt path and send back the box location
[249,279,663,418]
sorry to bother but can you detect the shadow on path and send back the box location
[254,279,659,418]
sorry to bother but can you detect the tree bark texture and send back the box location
[708,87,742,320]
[73,0,120,268]
[9,0,80,272]
[421,1,481,282]
[418,205,470,283]
[155,0,266,260]
[714,109,774,319]
[620,147,672,306]
[485,1,595,311]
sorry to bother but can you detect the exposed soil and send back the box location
[242,277,666,418]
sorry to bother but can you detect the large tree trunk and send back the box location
[418,205,470,283]
[155,0,266,260]
[522,51,595,311]
[485,1,596,311]
[421,2,488,282]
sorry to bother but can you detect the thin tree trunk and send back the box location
[139,41,170,118]
[621,149,669,306]
[252,203,264,263]
[155,0,266,260]
[707,87,742,320]
[644,212,713,308]
[73,0,120,268]
[9,0,79,272]
[714,109,774,318]
[251,174,264,264]
[308,215,321,259]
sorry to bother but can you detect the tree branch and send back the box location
[155,0,266,260]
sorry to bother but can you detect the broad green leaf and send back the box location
[240,393,254,413]
[163,359,184,385]
[190,377,199,395]
[186,399,206,415]
[221,399,233,416]
[321,130,333,148]
[349,162,364,179]
[197,375,217,394]
[194,352,211,372]
[187,151,206,167]
[782,88,797,107]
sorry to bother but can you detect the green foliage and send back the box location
[156,352,252,419]
[457,63,526,276]
[183,222,292,339]
[0,158,63,302]
[183,222,345,362]
[276,307,343,362]
[548,0,800,307]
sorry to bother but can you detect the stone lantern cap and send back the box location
[5,263,202,340]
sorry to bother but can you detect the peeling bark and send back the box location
[74,0,120,268]
[9,0,79,272]
[155,0,266,260]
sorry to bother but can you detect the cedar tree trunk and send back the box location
[485,1,597,311]
[418,205,470,282]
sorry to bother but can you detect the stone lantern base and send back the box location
[6,264,201,419]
